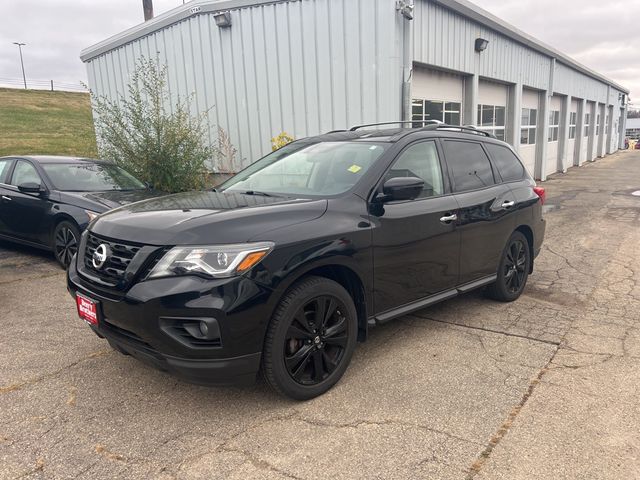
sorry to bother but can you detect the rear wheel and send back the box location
[53,220,80,269]
[486,231,530,302]
[262,276,358,400]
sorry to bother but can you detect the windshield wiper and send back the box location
[240,190,277,197]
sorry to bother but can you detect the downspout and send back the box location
[398,1,414,121]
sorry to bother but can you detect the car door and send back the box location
[371,140,460,315]
[1,159,52,245]
[440,139,518,285]
[0,158,17,236]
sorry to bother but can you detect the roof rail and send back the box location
[424,124,496,138]
[348,120,443,131]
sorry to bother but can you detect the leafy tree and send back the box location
[90,57,211,193]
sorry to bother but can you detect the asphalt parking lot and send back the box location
[2,150,640,479]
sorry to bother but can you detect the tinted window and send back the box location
[385,141,444,199]
[0,159,13,184]
[41,163,145,191]
[485,144,526,182]
[11,160,41,186]
[443,141,495,192]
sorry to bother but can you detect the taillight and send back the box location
[533,186,546,205]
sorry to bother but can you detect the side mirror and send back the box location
[380,177,424,202]
[18,182,46,195]
[145,181,154,190]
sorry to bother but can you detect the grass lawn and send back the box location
[0,88,98,157]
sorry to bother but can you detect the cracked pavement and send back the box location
[1,150,640,479]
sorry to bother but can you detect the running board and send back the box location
[371,275,497,325]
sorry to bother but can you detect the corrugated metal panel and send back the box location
[553,62,609,102]
[85,0,402,172]
[413,1,551,90]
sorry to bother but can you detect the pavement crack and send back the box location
[465,346,559,479]
[0,349,111,395]
[414,314,561,346]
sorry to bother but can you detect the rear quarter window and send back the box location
[442,140,495,192]
[485,144,526,182]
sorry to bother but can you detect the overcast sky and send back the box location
[0,0,638,105]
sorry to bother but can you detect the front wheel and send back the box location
[486,231,530,302]
[262,276,358,400]
[53,220,80,269]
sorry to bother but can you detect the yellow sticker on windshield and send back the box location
[348,164,362,173]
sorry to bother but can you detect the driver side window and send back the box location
[385,141,444,199]
[11,160,41,187]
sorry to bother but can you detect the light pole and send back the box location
[13,42,27,89]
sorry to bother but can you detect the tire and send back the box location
[53,220,80,269]
[262,276,358,400]
[486,231,531,302]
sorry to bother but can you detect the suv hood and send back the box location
[61,189,163,211]
[89,191,328,245]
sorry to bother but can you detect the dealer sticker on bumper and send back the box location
[76,294,99,326]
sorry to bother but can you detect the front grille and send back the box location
[82,233,143,288]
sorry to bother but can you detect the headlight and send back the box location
[148,242,274,279]
[85,210,100,221]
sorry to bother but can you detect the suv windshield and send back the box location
[221,141,387,196]
[42,163,146,192]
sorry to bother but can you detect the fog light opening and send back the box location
[199,321,209,337]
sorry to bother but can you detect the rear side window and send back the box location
[485,144,526,182]
[442,141,495,192]
[0,159,13,183]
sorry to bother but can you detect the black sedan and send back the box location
[0,156,161,267]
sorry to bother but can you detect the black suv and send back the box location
[67,123,546,399]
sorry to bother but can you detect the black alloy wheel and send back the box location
[263,276,357,400]
[53,221,80,269]
[504,239,527,293]
[486,231,530,302]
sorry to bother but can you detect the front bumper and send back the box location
[67,256,275,386]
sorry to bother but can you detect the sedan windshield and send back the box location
[221,141,387,196]
[42,163,146,192]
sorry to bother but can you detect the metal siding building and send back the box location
[81,0,629,180]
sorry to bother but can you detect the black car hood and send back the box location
[90,191,328,245]
[62,189,162,211]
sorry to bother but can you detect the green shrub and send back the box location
[90,58,211,193]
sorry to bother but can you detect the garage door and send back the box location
[477,80,508,141]
[567,99,579,168]
[412,67,463,126]
[520,88,539,177]
[581,102,593,164]
[545,95,562,177]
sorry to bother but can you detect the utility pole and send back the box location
[143,0,153,21]
[13,42,27,89]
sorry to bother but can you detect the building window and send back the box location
[584,113,590,137]
[520,108,537,145]
[548,110,560,142]
[412,99,461,127]
[569,112,577,139]
[476,104,506,141]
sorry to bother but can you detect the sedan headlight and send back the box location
[148,242,274,279]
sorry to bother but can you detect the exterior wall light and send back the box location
[396,1,414,20]
[475,38,489,52]
[214,11,232,28]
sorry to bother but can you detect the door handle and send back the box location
[501,200,515,209]
[440,213,457,224]
[1,196,11,201]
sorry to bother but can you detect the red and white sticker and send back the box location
[76,294,98,326]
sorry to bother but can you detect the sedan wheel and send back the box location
[53,221,80,268]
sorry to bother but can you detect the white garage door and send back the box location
[411,67,463,126]
[567,99,579,168]
[520,88,540,177]
[545,95,562,177]
[477,80,508,141]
